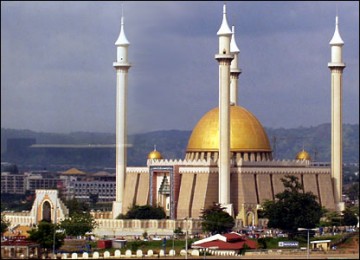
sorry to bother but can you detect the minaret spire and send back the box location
[215,3,234,216]
[328,14,345,212]
[230,25,241,106]
[113,8,131,219]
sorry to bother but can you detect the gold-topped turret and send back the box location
[296,149,311,161]
[147,145,163,160]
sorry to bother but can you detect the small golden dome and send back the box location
[147,147,163,160]
[186,106,272,152]
[296,149,311,161]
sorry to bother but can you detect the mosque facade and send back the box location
[113,4,345,226]
[3,4,345,233]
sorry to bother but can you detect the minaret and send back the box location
[328,15,345,212]
[215,4,234,214]
[112,13,131,219]
[230,25,241,105]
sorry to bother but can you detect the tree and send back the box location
[89,193,99,207]
[345,182,359,201]
[1,214,11,236]
[27,220,65,251]
[118,204,166,219]
[343,207,358,226]
[321,209,341,226]
[262,175,323,237]
[173,227,184,238]
[200,202,235,234]
[60,212,97,237]
[64,198,89,215]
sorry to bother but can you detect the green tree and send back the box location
[27,220,65,251]
[60,212,97,237]
[343,207,358,226]
[118,204,166,219]
[64,198,89,215]
[200,202,235,234]
[89,193,99,207]
[1,213,11,235]
[345,182,359,201]
[262,175,323,237]
[321,209,340,226]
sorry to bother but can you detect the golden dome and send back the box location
[147,149,163,160]
[296,149,312,161]
[186,106,272,152]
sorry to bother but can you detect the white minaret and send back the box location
[328,15,345,212]
[215,4,234,215]
[112,13,131,219]
[230,25,241,105]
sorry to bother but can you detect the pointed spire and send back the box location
[230,26,240,53]
[154,144,157,151]
[329,15,344,45]
[217,3,232,36]
[115,10,130,46]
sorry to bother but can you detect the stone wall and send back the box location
[93,219,203,237]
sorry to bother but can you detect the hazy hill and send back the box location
[1,123,358,170]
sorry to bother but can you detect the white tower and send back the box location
[230,25,241,105]
[215,4,234,215]
[112,14,131,218]
[328,15,345,212]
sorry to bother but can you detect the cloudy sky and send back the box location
[1,1,359,135]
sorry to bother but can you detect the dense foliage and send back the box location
[200,202,235,234]
[343,207,359,226]
[1,193,34,212]
[64,198,89,215]
[344,182,359,201]
[117,204,166,219]
[59,212,97,237]
[27,220,65,250]
[262,175,323,236]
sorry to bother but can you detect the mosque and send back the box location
[3,4,345,232]
[112,3,346,226]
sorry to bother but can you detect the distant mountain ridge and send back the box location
[1,123,359,169]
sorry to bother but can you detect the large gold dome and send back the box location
[187,106,272,153]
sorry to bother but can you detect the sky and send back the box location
[1,1,359,135]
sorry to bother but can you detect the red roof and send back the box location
[223,232,244,241]
[192,232,257,250]
[194,239,257,250]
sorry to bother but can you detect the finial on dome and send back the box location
[115,6,130,46]
[148,145,163,160]
[329,15,344,46]
[217,3,232,36]
[296,149,311,161]
[230,25,240,53]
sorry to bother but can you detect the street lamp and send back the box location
[298,227,319,259]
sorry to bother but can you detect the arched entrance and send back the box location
[42,201,51,222]
[246,211,255,227]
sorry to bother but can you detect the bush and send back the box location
[118,205,166,219]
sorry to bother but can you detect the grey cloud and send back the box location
[1,1,358,134]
